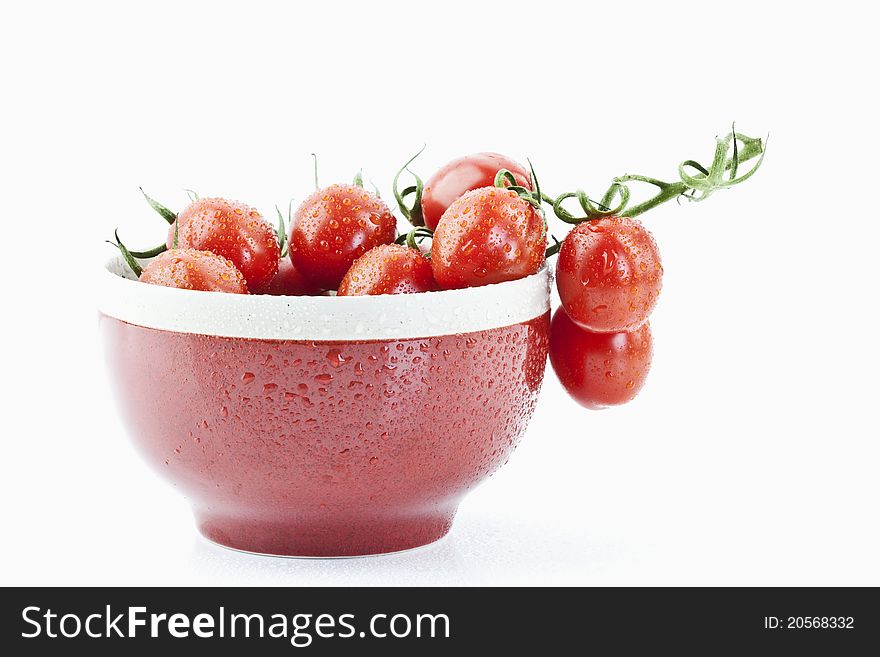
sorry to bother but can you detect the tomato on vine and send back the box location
[547,128,766,407]
[549,308,652,409]
[556,217,662,332]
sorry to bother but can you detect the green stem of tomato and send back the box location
[619,136,763,217]
[139,188,177,225]
[311,153,320,190]
[553,129,766,224]
[109,231,143,278]
[128,242,168,258]
[614,180,689,218]
[393,146,427,227]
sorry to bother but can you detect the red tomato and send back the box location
[556,217,662,332]
[549,307,652,409]
[290,184,397,290]
[139,248,248,293]
[168,198,279,292]
[431,187,545,289]
[263,257,324,296]
[422,153,530,230]
[337,244,436,296]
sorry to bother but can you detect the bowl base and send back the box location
[195,510,456,558]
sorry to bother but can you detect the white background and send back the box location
[2,1,878,586]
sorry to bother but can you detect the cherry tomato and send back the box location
[549,307,652,409]
[338,244,436,296]
[263,257,324,296]
[290,184,397,290]
[431,187,545,289]
[421,153,531,230]
[139,248,248,293]
[168,198,279,292]
[556,217,662,332]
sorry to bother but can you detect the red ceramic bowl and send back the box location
[99,257,551,556]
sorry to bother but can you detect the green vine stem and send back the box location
[109,188,179,259]
[311,153,320,190]
[494,167,543,212]
[127,242,167,258]
[395,226,433,255]
[275,202,291,258]
[496,162,612,222]
[552,184,630,224]
[552,128,766,223]
[139,187,177,225]
[393,146,427,227]
[107,230,143,278]
[546,234,562,257]
[495,162,561,258]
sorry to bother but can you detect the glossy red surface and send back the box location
[337,244,436,296]
[289,184,397,291]
[140,248,249,294]
[263,257,323,296]
[431,187,546,290]
[549,308,652,409]
[421,152,531,230]
[556,217,662,333]
[169,198,280,293]
[101,313,550,556]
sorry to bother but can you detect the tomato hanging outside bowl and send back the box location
[98,256,550,557]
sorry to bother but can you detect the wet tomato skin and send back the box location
[168,198,279,293]
[263,257,324,296]
[556,217,662,332]
[431,187,545,290]
[549,307,652,409]
[338,244,436,296]
[139,248,249,293]
[422,153,530,230]
[290,184,397,290]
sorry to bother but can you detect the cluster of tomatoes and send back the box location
[550,217,660,409]
[113,132,763,410]
[124,153,545,296]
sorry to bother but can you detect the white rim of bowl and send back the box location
[98,256,551,340]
